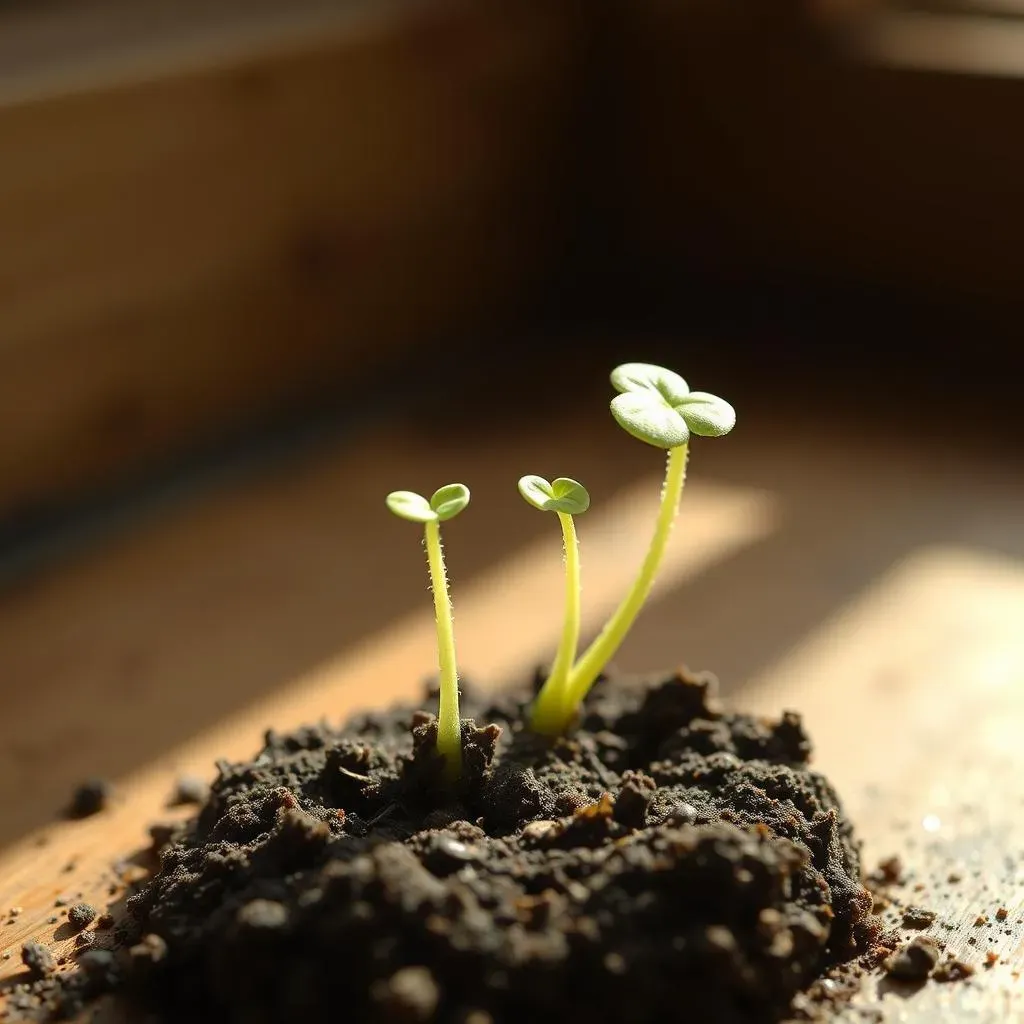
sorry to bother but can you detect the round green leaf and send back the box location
[677,392,736,437]
[610,392,690,449]
[611,362,690,406]
[430,483,470,522]
[518,475,590,514]
[386,490,436,523]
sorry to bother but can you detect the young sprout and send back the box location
[385,483,471,781]
[517,476,591,735]
[557,363,735,726]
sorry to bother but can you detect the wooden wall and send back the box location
[604,0,1024,314]
[0,0,585,524]
[3,0,1021,525]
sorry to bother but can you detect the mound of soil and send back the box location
[118,669,879,1024]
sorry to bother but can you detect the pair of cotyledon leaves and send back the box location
[385,483,470,524]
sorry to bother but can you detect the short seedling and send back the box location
[551,363,734,731]
[385,483,471,781]
[516,476,591,735]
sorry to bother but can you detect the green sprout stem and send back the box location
[564,442,689,709]
[530,510,582,735]
[424,518,461,781]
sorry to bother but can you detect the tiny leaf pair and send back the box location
[518,476,590,516]
[385,484,470,781]
[385,484,471,524]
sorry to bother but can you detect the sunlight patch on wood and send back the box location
[736,544,1024,825]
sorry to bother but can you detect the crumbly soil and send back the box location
[4,670,885,1023]
[114,670,880,1024]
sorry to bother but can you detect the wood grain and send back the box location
[0,407,1022,1021]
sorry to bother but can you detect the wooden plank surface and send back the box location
[0,0,581,520]
[0,400,1022,1021]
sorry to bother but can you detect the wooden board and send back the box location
[0,402,1022,1021]
[0,0,581,520]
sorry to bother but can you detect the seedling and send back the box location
[554,363,734,728]
[517,476,591,735]
[385,483,470,781]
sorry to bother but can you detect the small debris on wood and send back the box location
[67,902,97,931]
[883,936,940,982]
[901,906,937,929]
[933,956,975,983]
[65,780,113,819]
[76,948,116,978]
[870,854,904,887]
[996,907,1009,922]
[20,941,56,980]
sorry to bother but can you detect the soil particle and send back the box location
[868,855,904,888]
[7,672,883,1024]
[901,906,937,929]
[19,943,55,980]
[932,955,975,982]
[75,950,117,983]
[65,904,96,932]
[883,935,941,982]
[64,781,112,820]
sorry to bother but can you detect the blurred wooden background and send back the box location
[0,1,1023,1020]
[3,0,1024,526]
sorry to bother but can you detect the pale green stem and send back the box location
[530,511,581,735]
[424,518,461,780]
[564,443,689,711]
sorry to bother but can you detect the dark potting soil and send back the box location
[3,671,886,1024]
[115,670,881,1024]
